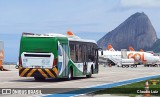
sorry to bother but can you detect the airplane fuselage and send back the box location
[99,51,159,65]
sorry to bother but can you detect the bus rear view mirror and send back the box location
[101,51,103,55]
[97,48,103,55]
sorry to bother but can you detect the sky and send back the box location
[0,0,160,62]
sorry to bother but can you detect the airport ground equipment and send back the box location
[120,49,136,68]
[18,32,99,80]
[144,64,158,67]
[143,55,160,67]
[0,41,7,71]
[99,49,136,68]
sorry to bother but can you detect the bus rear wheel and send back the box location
[86,74,92,78]
[67,67,73,80]
[34,77,45,81]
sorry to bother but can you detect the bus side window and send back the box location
[58,46,62,56]
[78,44,82,62]
[90,44,96,62]
[92,46,95,62]
[87,45,92,62]
[70,43,76,62]
[75,44,79,62]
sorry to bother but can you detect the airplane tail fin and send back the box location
[140,49,144,52]
[66,31,74,36]
[129,46,135,51]
[107,44,115,51]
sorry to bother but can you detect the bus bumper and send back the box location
[19,67,58,78]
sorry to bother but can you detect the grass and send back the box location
[92,77,160,97]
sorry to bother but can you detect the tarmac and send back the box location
[0,65,160,97]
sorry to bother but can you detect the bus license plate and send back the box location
[35,66,41,68]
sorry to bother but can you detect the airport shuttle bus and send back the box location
[19,32,99,80]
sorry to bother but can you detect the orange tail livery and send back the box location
[107,44,115,51]
[140,49,144,52]
[129,46,135,51]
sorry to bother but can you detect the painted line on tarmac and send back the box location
[42,74,160,97]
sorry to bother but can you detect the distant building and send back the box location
[0,41,4,52]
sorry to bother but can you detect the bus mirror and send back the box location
[97,48,103,55]
[101,51,103,55]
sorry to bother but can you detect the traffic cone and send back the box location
[144,81,150,97]
[149,80,159,85]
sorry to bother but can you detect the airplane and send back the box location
[99,44,160,67]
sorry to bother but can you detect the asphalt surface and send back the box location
[0,65,160,97]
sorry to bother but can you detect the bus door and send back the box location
[82,45,87,74]
[58,43,69,77]
[62,44,69,77]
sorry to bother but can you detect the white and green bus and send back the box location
[19,32,99,80]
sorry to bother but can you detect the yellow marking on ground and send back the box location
[27,69,36,77]
[45,69,55,78]
[20,68,29,77]
[38,69,48,78]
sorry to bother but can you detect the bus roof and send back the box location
[22,33,66,38]
[22,32,96,44]
[68,37,96,43]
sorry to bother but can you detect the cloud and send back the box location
[120,0,160,8]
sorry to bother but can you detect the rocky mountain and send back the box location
[149,39,160,52]
[97,12,158,51]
